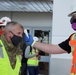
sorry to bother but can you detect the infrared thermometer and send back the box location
[24,29,29,38]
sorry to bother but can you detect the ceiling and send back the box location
[0,0,53,13]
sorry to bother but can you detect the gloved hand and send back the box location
[24,33,35,46]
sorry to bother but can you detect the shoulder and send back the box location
[69,33,75,37]
[25,46,30,52]
[58,33,74,53]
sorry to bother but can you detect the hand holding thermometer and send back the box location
[24,29,29,38]
[24,29,34,46]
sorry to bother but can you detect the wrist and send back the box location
[31,40,36,46]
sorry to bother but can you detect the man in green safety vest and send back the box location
[0,21,23,75]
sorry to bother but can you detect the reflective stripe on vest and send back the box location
[27,49,39,66]
[0,40,21,75]
[71,73,76,75]
[0,45,4,58]
[69,34,76,75]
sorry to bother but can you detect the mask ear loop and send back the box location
[10,31,16,35]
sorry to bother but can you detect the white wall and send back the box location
[50,58,72,75]
[51,0,73,59]
[12,12,52,27]
[0,12,52,27]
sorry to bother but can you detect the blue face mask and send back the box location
[10,31,22,46]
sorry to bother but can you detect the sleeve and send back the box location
[58,36,71,53]
[25,46,36,58]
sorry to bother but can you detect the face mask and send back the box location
[72,23,76,30]
[0,30,4,36]
[10,31,22,46]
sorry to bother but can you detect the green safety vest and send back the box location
[27,49,39,66]
[0,40,21,75]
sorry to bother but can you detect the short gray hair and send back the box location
[4,21,23,33]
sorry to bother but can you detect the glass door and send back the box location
[33,27,51,75]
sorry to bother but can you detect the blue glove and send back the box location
[24,33,34,45]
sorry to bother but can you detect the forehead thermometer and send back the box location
[24,29,29,38]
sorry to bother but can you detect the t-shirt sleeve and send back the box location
[58,36,71,53]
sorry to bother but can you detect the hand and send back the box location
[36,52,39,56]
[24,33,34,45]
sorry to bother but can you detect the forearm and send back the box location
[33,42,67,54]
[25,46,36,58]
[25,53,36,58]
